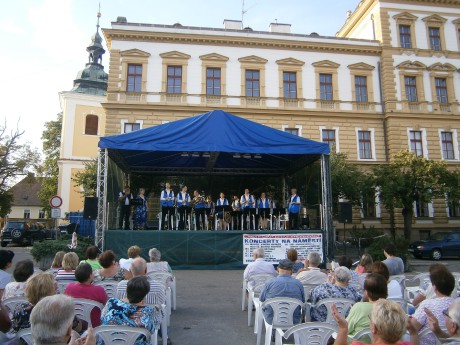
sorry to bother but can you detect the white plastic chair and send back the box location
[388,297,409,313]
[95,281,120,299]
[93,325,153,345]
[390,274,406,297]
[147,272,176,309]
[282,322,338,345]
[242,273,275,311]
[248,281,266,326]
[73,298,104,328]
[313,298,355,325]
[147,272,174,325]
[16,327,34,345]
[57,281,70,294]
[46,268,59,276]
[301,283,319,300]
[3,296,28,315]
[352,328,372,342]
[404,273,430,301]
[255,297,304,345]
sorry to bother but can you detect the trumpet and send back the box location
[191,195,205,206]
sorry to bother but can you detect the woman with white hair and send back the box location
[426,298,460,341]
[146,248,172,274]
[309,266,362,322]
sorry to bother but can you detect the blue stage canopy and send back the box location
[98,110,329,175]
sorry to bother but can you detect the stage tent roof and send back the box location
[98,110,330,176]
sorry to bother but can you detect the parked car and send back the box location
[408,231,460,260]
[0,221,50,247]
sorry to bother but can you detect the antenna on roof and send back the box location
[242,0,256,28]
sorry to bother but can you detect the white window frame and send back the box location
[359,188,381,219]
[407,128,428,158]
[23,209,31,219]
[120,119,144,134]
[319,126,340,153]
[281,124,303,137]
[413,200,434,218]
[438,128,458,161]
[355,128,376,161]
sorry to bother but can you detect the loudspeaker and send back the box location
[83,197,98,220]
[338,202,352,223]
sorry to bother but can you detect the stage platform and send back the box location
[104,229,322,270]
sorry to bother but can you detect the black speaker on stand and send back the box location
[338,202,352,254]
[83,197,98,220]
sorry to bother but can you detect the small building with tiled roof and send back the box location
[7,175,48,222]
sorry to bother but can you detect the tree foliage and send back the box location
[0,122,40,217]
[37,113,62,212]
[373,151,451,240]
[72,158,98,197]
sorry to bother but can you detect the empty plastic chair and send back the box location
[93,325,153,345]
[283,322,338,345]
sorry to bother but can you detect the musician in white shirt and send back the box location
[241,188,255,230]
[216,192,229,230]
[160,182,175,230]
[177,185,191,230]
[288,188,301,230]
[257,192,271,230]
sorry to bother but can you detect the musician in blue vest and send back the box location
[288,188,301,230]
[177,185,191,230]
[257,192,271,230]
[118,185,133,230]
[241,188,256,230]
[216,192,229,230]
[160,182,175,230]
[192,190,206,230]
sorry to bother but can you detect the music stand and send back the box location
[272,208,286,230]
[215,205,232,230]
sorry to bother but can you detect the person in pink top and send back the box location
[65,263,108,327]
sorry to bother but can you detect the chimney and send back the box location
[223,19,242,30]
[269,22,291,33]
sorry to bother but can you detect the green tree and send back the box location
[38,113,62,213]
[72,158,98,197]
[373,151,451,240]
[0,122,40,217]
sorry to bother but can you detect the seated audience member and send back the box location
[425,298,460,341]
[259,259,305,325]
[146,248,172,274]
[243,248,277,289]
[413,264,457,307]
[295,252,327,285]
[2,259,34,300]
[117,258,166,307]
[64,263,108,327]
[0,250,14,300]
[80,246,102,270]
[50,251,66,269]
[346,273,388,340]
[332,299,418,345]
[370,261,402,299]
[287,248,304,274]
[409,266,456,345]
[30,295,95,345]
[382,243,404,276]
[338,255,360,283]
[356,253,373,274]
[93,250,127,282]
[55,252,79,282]
[310,266,362,322]
[102,276,162,345]
[119,245,142,271]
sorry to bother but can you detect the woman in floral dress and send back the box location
[135,188,148,230]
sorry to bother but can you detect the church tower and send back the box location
[57,9,108,215]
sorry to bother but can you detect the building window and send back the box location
[38,210,45,219]
[206,68,221,96]
[245,70,260,97]
[355,76,368,103]
[404,76,418,102]
[415,199,430,217]
[123,123,141,133]
[399,25,412,48]
[409,131,423,157]
[127,64,142,92]
[320,73,333,101]
[84,115,98,135]
[429,27,442,50]
[283,72,297,99]
[361,195,377,218]
[24,209,30,219]
[448,199,460,217]
[167,66,182,94]
[284,128,299,136]
[322,129,336,148]
[441,131,455,160]
[435,78,448,104]
[358,131,372,159]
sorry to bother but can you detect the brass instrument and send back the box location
[191,195,205,206]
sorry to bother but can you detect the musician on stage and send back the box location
[241,188,255,230]
[205,195,215,230]
[231,195,241,230]
[257,192,271,230]
[192,190,206,230]
[160,182,175,230]
[216,192,229,230]
[288,188,301,230]
[177,185,191,230]
[118,185,133,230]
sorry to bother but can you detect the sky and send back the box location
[0,0,360,152]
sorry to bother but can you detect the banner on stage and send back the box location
[243,233,323,264]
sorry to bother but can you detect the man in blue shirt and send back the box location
[259,259,305,324]
[288,188,301,230]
